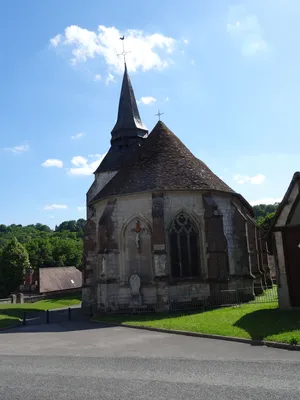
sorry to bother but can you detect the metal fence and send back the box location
[104,285,278,314]
[105,294,157,314]
[17,307,86,327]
[169,285,278,312]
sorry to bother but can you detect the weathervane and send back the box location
[118,36,131,64]
[155,109,164,121]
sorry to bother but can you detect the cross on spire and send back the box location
[155,109,164,121]
[118,36,131,64]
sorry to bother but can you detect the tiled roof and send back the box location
[91,121,235,202]
[95,141,142,173]
[39,266,82,293]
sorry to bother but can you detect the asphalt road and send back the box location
[0,321,300,399]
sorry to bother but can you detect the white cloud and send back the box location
[94,74,101,81]
[67,153,106,176]
[250,174,266,184]
[44,204,68,210]
[106,72,115,85]
[233,173,265,185]
[41,159,64,168]
[71,132,85,140]
[50,34,62,47]
[250,198,282,206]
[5,144,29,154]
[88,153,103,158]
[77,206,85,212]
[50,25,176,74]
[183,39,189,45]
[139,96,156,105]
[227,5,268,56]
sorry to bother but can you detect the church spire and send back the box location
[111,63,148,142]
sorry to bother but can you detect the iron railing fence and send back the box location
[103,285,278,314]
[3,306,85,327]
[105,294,157,314]
[248,285,278,304]
[169,285,278,313]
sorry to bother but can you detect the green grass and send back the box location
[249,286,278,304]
[97,303,300,345]
[0,293,82,329]
[0,314,20,329]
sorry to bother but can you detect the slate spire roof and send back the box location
[94,63,148,174]
[91,121,237,203]
[111,63,148,141]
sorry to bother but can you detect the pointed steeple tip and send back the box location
[111,62,148,140]
[152,120,170,132]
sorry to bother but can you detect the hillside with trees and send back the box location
[0,219,85,297]
[252,203,279,231]
[0,219,85,270]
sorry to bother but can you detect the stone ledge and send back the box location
[94,320,300,352]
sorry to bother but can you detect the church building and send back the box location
[82,63,271,313]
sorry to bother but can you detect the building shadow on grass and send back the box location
[233,307,300,341]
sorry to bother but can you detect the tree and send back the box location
[51,236,83,267]
[55,220,78,233]
[0,219,85,272]
[257,212,276,232]
[25,238,54,269]
[0,225,7,233]
[0,237,30,297]
[34,223,52,233]
[253,203,279,221]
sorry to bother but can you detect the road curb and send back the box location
[94,320,300,351]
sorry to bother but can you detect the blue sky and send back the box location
[1,0,300,227]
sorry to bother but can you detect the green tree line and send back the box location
[0,219,85,297]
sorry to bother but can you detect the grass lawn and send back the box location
[0,293,82,329]
[97,303,300,345]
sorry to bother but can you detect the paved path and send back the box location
[20,304,84,325]
[1,321,300,399]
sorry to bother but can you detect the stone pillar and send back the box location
[17,293,24,304]
[247,224,263,294]
[261,238,273,288]
[24,268,33,287]
[152,193,167,278]
[203,195,229,283]
[155,281,169,312]
[11,294,17,304]
[82,218,97,312]
[230,204,254,292]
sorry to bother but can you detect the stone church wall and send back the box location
[84,190,260,311]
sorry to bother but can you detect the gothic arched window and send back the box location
[169,213,200,278]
